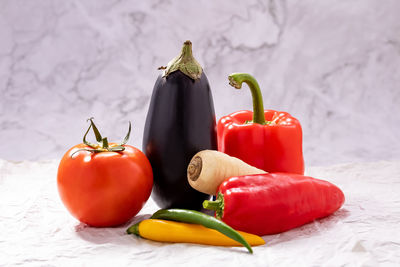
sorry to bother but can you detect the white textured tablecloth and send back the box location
[1,159,399,266]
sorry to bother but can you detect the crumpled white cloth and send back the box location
[1,159,399,266]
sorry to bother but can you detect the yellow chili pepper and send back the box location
[128,219,265,247]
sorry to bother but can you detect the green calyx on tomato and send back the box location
[71,118,131,157]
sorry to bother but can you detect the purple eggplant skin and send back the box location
[142,70,217,210]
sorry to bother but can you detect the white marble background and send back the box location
[0,0,399,166]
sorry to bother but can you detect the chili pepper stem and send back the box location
[126,222,140,236]
[203,193,224,219]
[228,73,266,125]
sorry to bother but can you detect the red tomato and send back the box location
[57,143,153,227]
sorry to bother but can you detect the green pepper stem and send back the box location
[228,73,266,124]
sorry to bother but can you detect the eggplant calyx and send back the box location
[162,40,203,80]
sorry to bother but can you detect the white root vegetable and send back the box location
[187,150,266,195]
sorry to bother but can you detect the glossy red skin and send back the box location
[217,110,304,174]
[57,144,153,227]
[218,173,345,236]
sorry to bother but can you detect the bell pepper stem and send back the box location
[203,199,219,210]
[228,73,266,125]
[203,193,224,219]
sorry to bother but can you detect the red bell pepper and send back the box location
[203,173,345,236]
[217,73,304,174]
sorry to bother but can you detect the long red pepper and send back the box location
[217,73,304,174]
[203,173,345,236]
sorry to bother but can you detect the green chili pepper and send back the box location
[149,208,253,253]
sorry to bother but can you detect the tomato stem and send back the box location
[71,119,132,158]
[88,117,103,142]
[82,122,97,148]
[120,122,131,146]
[102,137,109,149]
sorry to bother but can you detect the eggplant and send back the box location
[143,41,217,210]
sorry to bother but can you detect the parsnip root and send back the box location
[187,150,266,195]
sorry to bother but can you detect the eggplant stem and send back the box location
[162,40,203,80]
